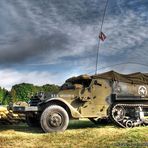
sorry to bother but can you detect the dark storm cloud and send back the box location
[0,0,122,65]
[0,0,148,90]
[0,0,148,73]
[0,0,102,65]
[0,31,70,64]
[48,0,106,25]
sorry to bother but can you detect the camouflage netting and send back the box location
[92,71,148,84]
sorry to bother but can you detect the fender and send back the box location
[40,98,83,118]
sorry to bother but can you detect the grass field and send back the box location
[0,120,147,148]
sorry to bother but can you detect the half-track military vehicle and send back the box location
[13,71,148,133]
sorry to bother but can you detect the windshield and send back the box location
[75,79,91,88]
[60,82,74,90]
[60,79,92,90]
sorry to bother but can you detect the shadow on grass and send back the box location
[68,120,115,130]
[0,120,115,133]
[0,123,43,134]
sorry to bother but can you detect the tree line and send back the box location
[0,83,60,105]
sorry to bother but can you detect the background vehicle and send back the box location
[13,71,148,132]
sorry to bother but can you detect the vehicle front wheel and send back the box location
[40,105,69,133]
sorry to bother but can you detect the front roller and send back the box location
[40,105,69,133]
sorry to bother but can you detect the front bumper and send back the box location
[12,106,39,113]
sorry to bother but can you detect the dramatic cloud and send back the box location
[0,0,148,89]
[0,68,79,90]
[0,69,55,90]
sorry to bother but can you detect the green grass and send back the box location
[0,120,147,148]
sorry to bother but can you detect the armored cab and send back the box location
[14,71,148,132]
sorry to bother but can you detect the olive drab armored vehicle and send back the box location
[13,71,148,133]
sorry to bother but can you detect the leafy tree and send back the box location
[10,88,17,103]
[0,83,60,104]
[2,89,11,105]
[0,87,4,104]
[42,84,60,93]
[11,83,60,103]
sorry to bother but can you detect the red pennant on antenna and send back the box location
[99,32,106,41]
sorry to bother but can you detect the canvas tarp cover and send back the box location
[66,74,91,83]
[92,71,148,84]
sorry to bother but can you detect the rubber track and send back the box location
[110,103,148,128]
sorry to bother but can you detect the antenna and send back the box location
[95,0,109,74]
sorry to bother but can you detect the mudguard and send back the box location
[42,98,83,118]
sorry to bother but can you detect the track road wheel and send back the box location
[112,105,125,122]
[40,105,69,133]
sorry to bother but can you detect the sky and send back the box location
[0,0,148,90]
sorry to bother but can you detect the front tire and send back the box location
[40,105,69,133]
